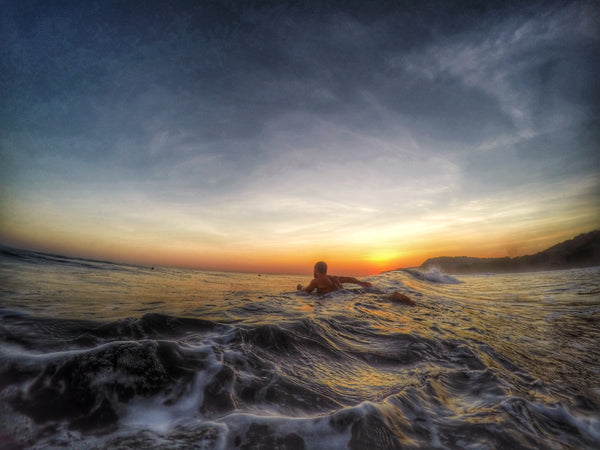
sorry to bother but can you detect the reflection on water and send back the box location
[1,249,599,448]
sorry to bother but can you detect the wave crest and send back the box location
[402,268,463,284]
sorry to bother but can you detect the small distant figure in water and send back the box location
[297,261,415,305]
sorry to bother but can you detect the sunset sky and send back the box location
[1,1,599,275]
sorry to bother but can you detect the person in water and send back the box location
[297,261,373,293]
[297,261,415,305]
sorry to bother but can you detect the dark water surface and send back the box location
[1,248,599,449]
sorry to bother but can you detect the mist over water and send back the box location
[1,248,599,449]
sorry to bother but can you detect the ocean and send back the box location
[0,247,599,449]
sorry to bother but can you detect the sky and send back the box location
[1,0,599,275]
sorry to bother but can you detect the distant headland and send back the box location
[418,231,600,274]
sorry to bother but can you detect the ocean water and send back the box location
[1,247,599,449]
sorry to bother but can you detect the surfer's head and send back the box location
[314,261,328,276]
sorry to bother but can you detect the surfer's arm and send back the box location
[337,276,372,288]
[298,279,318,292]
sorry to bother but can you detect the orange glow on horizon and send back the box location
[1,227,420,275]
[1,213,596,276]
[2,1,599,285]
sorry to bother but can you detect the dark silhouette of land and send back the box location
[419,231,600,274]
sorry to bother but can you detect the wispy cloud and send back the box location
[1,1,598,271]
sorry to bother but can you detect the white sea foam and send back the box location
[399,267,463,284]
[421,268,463,284]
[2,249,599,449]
[119,342,222,434]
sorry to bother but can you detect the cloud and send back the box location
[1,1,598,268]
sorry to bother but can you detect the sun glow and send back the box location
[363,250,405,272]
[367,249,404,263]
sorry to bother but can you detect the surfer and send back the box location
[297,261,372,293]
[297,261,415,305]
